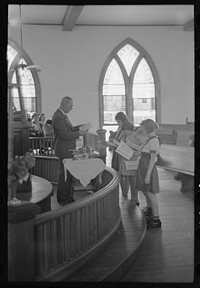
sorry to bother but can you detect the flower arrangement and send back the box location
[8,151,36,184]
[8,152,36,205]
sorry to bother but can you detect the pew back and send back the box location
[156,127,177,145]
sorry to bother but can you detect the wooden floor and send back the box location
[121,168,194,283]
[50,150,194,283]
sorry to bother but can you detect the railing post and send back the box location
[8,202,41,281]
[96,128,107,164]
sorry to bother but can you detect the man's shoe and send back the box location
[147,219,162,229]
[68,196,75,202]
[57,198,75,205]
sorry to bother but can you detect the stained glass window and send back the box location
[133,58,155,125]
[101,40,157,132]
[117,44,139,76]
[103,59,126,124]
[7,44,37,114]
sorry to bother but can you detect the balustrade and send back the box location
[33,167,120,281]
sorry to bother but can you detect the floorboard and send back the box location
[121,167,194,283]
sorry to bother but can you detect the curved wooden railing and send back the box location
[33,167,120,281]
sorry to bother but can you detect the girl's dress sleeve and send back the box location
[149,137,160,155]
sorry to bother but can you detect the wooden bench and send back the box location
[158,123,194,146]
[156,127,177,145]
[158,144,194,192]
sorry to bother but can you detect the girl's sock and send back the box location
[152,215,160,221]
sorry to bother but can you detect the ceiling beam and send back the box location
[183,19,194,31]
[62,5,84,31]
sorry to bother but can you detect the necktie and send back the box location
[65,114,73,129]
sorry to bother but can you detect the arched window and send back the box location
[7,39,41,115]
[99,38,160,136]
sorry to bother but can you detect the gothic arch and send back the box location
[8,38,42,113]
[98,37,161,128]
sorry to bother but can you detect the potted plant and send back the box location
[8,152,36,205]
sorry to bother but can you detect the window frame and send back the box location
[8,38,42,113]
[98,37,161,128]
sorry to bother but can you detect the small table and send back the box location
[63,158,106,191]
[16,175,53,213]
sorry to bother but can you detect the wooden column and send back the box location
[8,202,41,281]
[96,129,107,163]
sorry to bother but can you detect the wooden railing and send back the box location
[30,155,59,183]
[29,131,106,157]
[33,167,120,281]
[29,130,107,184]
[29,137,55,156]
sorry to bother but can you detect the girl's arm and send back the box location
[126,139,141,151]
[144,153,156,184]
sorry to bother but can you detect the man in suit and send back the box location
[52,96,87,205]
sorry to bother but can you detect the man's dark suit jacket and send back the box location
[52,109,80,158]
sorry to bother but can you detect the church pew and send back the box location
[158,144,194,192]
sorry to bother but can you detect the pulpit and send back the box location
[13,111,29,156]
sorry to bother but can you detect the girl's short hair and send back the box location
[140,119,159,133]
[121,121,134,131]
[135,128,143,136]
[115,112,129,123]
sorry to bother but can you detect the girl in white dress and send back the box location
[136,119,161,229]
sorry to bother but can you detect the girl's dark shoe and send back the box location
[145,215,153,224]
[136,202,140,206]
[144,211,152,219]
[147,219,162,229]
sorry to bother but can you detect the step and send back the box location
[65,199,146,282]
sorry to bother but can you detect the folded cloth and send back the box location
[63,158,106,187]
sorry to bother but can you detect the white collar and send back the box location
[59,108,68,117]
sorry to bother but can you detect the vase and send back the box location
[7,180,21,206]
[16,174,32,193]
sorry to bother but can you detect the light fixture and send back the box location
[17,5,42,72]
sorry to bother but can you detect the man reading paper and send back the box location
[52,96,87,205]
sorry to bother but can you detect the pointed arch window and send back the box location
[117,44,139,76]
[99,38,160,134]
[132,58,156,125]
[103,59,126,124]
[7,41,41,115]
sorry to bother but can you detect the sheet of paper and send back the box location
[115,140,134,160]
[113,139,120,146]
[80,122,93,132]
